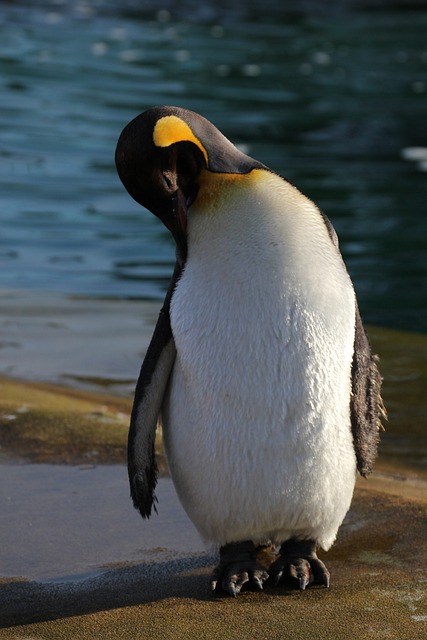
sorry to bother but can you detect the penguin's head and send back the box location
[115,106,265,261]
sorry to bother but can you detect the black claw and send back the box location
[269,539,330,591]
[210,541,269,597]
[298,575,308,590]
[274,570,283,587]
[310,555,330,588]
[253,576,264,591]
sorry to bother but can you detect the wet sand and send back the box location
[0,382,426,639]
[0,467,204,582]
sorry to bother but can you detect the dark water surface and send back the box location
[1,0,426,331]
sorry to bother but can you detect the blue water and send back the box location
[1,0,426,331]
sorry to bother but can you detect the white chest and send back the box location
[171,173,355,406]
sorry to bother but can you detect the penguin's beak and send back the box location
[158,142,202,265]
[169,187,188,265]
[172,188,187,234]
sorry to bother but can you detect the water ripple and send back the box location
[0,0,426,331]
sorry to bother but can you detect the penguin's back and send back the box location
[162,170,357,550]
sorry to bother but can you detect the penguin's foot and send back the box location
[268,539,330,590]
[211,541,269,597]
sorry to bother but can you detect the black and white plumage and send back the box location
[115,106,385,596]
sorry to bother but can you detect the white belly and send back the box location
[162,174,357,550]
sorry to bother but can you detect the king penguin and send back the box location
[115,106,385,597]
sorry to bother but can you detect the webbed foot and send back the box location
[211,541,269,597]
[268,539,330,590]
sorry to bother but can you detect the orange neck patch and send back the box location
[194,168,266,210]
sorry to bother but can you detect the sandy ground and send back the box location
[0,379,426,639]
[0,477,426,639]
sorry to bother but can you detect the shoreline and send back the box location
[0,289,161,397]
[0,371,426,480]
[1,286,426,473]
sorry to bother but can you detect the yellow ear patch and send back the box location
[153,115,208,164]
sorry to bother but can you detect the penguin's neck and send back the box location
[185,168,352,318]
[189,169,333,268]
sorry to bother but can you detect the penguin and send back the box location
[115,106,385,597]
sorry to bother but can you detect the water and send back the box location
[0,0,426,331]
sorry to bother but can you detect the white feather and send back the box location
[162,170,357,551]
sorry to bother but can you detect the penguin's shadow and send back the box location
[0,554,216,628]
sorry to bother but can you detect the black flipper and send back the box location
[128,261,183,518]
[320,209,386,476]
[350,303,386,477]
